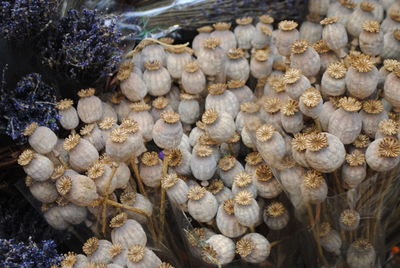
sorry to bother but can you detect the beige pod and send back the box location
[290,40,321,83]
[378,59,399,87]
[381,8,400,34]
[365,137,400,171]
[319,98,340,131]
[205,83,239,119]
[283,68,311,100]
[227,80,254,106]
[80,123,104,151]
[218,155,244,187]
[210,22,237,51]
[375,119,399,139]
[126,244,162,268]
[197,38,226,80]
[161,173,189,205]
[342,150,367,188]
[276,20,300,58]
[178,93,200,125]
[113,161,131,189]
[263,202,290,230]
[360,100,388,138]
[82,237,113,264]
[29,179,58,203]
[76,88,103,123]
[166,148,192,176]
[236,233,270,264]
[321,61,347,97]
[319,222,342,255]
[166,47,193,80]
[18,149,54,181]
[128,102,154,142]
[255,124,286,166]
[120,191,153,224]
[279,161,305,195]
[56,174,98,206]
[328,97,362,144]
[202,109,235,143]
[232,171,257,197]
[202,234,235,265]
[347,2,376,39]
[216,198,247,238]
[43,205,69,230]
[259,97,282,130]
[109,244,128,268]
[313,39,339,71]
[152,110,183,149]
[254,164,282,198]
[384,67,400,108]
[233,190,260,227]
[281,99,304,133]
[339,209,361,231]
[225,48,250,81]
[58,202,87,225]
[250,50,273,79]
[192,25,213,56]
[256,15,274,32]
[99,117,118,144]
[64,133,99,172]
[102,100,118,122]
[236,102,260,132]
[87,162,120,195]
[143,60,171,97]
[56,99,79,130]
[166,85,181,112]
[234,17,256,50]
[300,169,328,204]
[110,213,147,248]
[181,61,207,95]
[292,133,310,167]
[113,96,132,123]
[151,97,173,122]
[346,238,376,268]
[179,133,191,153]
[327,0,356,25]
[187,186,218,223]
[360,20,383,56]
[139,152,162,188]
[141,41,166,66]
[120,65,148,102]
[300,14,323,43]
[251,25,272,50]
[105,128,138,162]
[321,17,348,58]
[23,122,57,155]
[207,179,234,204]
[299,87,323,119]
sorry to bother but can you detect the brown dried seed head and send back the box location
[291,40,309,54]
[56,176,72,195]
[234,172,253,187]
[87,162,105,179]
[340,0,356,8]
[207,179,224,194]
[271,78,286,92]
[301,88,321,108]
[235,190,253,205]
[292,133,308,151]
[157,263,175,268]
[197,25,213,33]
[236,238,255,258]
[279,20,298,31]
[263,97,281,113]
[260,25,272,35]
[109,212,128,228]
[352,55,374,72]
[141,151,160,166]
[25,176,33,187]
[203,37,220,49]
[199,133,218,145]
[187,186,207,201]
[202,109,219,125]
[363,20,380,33]
[63,133,81,151]
[240,101,260,113]
[227,79,246,89]
[117,61,133,81]
[110,128,128,143]
[130,101,151,112]
[256,124,275,142]
[110,92,124,104]
[208,83,227,95]
[222,198,235,214]
[82,237,99,255]
[195,144,213,157]
[281,99,299,116]
[384,59,400,72]
[184,61,199,73]
[120,118,139,134]
[109,243,123,258]
[152,97,169,109]
[346,150,366,166]
[77,88,95,98]
[319,222,332,237]
[353,134,370,148]
[144,60,161,71]
[218,155,236,171]
[202,245,219,264]
[246,152,263,165]
[236,17,253,25]
[84,262,106,268]
[228,132,241,143]
[56,99,74,110]
[266,202,286,217]
[161,110,180,124]
[56,196,69,206]
[227,48,245,59]
[259,14,274,24]
[255,164,273,181]
[99,117,116,130]
[120,191,137,204]
[213,22,231,30]
[61,252,77,268]
[327,61,346,79]
[18,149,34,166]
[394,66,400,78]
[340,209,359,226]
[80,124,96,136]
[339,97,362,112]
[127,244,146,262]
[362,99,384,114]
[389,8,400,22]
[320,16,338,25]
[283,68,301,84]
[394,29,400,41]
[23,122,38,136]
[306,133,329,152]
[159,36,174,44]
[313,40,331,53]
[254,49,269,61]
[303,170,324,189]
[161,173,179,190]
[180,93,198,100]
[360,1,375,12]
[378,137,400,157]
[353,238,373,250]
[166,46,187,54]
[379,119,399,135]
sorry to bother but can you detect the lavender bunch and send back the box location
[42,8,123,85]
[0,0,58,41]
[0,73,59,144]
[0,237,62,267]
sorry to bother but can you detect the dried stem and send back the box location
[130,157,148,198]
[105,199,151,217]
[159,155,170,242]
[101,163,119,234]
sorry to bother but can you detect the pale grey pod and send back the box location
[121,192,153,224]
[162,174,189,205]
[128,108,154,142]
[141,43,166,66]
[279,164,305,195]
[190,145,217,181]
[67,137,99,172]
[250,51,273,79]
[203,110,235,143]
[319,101,337,131]
[166,85,180,113]
[193,26,213,56]
[255,125,286,166]
[339,209,361,231]
[319,223,342,255]
[108,264,123,268]
[256,15,274,32]
[381,13,400,34]
[346,239,376,268]
[111,216,147,248]
[114,162,131,190]
[328,105,362,144]
[290,41,321,82]
[234,18,256,50]
[216,200,248,238]
[208,181,234,204]
[85,239,113,264]
[121,72,148,102]
[372,0,385,21]
[259,100,283,130]
[236,103,260,133]
[365,137,400,171]
[71,254,89,268]
[322,18,348,57]
[106,132,141,163]
[43,206,69,230]
[126,245,162,268]
[197,38,226,77]
[241,126,257,149]
[359,23,384,56]
[251,26,272,49]
[77,90,103,124]
[218,156,245,187]
[263,202,290,230]
[276,21,300,57]
[203,235,235,265]
[308,0,330,15]
[27,126,58,155]
[342,160,367,188]
[319,50,340,71]
[58,203,87,225]
[179,96,200,125]
[321,63,347,96]
[88,163,121,195]
[327,1,355,25]
[181,61,207,94]
[283,69,311,100]
[111,248,128,268]
[292,138,310,168]
[152,111,183,149]
[166,48,193,80]
[29,180,58,203]
[232,172,258,197]
[210,22,237,51]
[360,102,388,138]
[57,100,79,130]
[99,118,118,145]
[81,124,105,151]
[300,170,328,204]
[300,18,323,43]
[205,85,239,118]
[237,233,271,263]
[179,133,191,152]
[234,190,260,227]
[228,83,255,105]
[143,61,171,96]
[21,152,54,181]
[114,98,132,123]
[139,153,162,188]
[347,4,376,38]
[281,102,304,134]
[57,174,99,206]
[225,49,250,81]
[384,71,400,108]
[381,0,396,11]
[299,89,324,119]
[187,186,218,223]
[255,177,282,199]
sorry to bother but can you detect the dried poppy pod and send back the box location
[360,100,388,138]
[80,124,104,151]
[77,88,103,123]
[365,137,400,171]
[281,99,304,133]
[101,102,118,128]
[327,0,356,25]
[143,60,172,97]
[190,144,217,181]
[379,59,399,87]
[216,198,247,238]
[250,50,273,79]
[319,222,342,255]
[259,97,282,130]
[234,17,256,50]
[29,179,58,203]
[56,174,98,206]
[218,155,244,187]
[87,161,120,195]
[290,40,321,83]
[254,164,282,198]
[236,233,270,264]
[292,133,310,167]
[202,109,235,144]
[299,87,323,119]
[283,68,311,100]
[300,169,328,204]
[126,244,162,268]
[181,61,206,95]
[382,8,400,34]
[210,22,237,51]
[346,56,379,99]
[202,235,235,265]
[23,122,58,155]
[276,20,300,58]
[113,97,132,123]
[339,209,361,231]
[61,252,90,268]
[313,40,339,71]
[193,25,213,56]
[141,41,166,67]
[207,179,233,204]
[227,80,254,106]
[251,25,272,49]
[375,119,399,139]
[151,97,173,122]
[321,17,348,58]
[110,244,128,268]
[152,110,183,149]
[256,14,274,31]
[205,83,239,118]
[161,173,189,205]
[128,102,154,142]
[197,38,226,81]
[321,62,347,97]
[347,2,377,39]
[187,186,218,223]
[43,205,70,230]
[300,14,323,43]
[236,102,260,133]
[384,66,400,108]
[346,238,376,268]
[105,128,136,162]
[119,64,148,102]
[255,124,286,166]
[166,46,193,80]
[305,132,346,172]
[166,148,192,176]
[329,97,362,144]
[64,133,98,171]
[360,20,383,56]
[178,93,200,125]
[110,213,147,249]
[99,117,118,143]
[139,152,162,188]
[279,160,305,195]
[56,99,79,130]
[232,171,257,197]
[342,150,367,188]
[120,191,153,223]
[263,201,289,230]
[234,190,260,228]
[225,48,250,82]
[57,202,88,226]
[18,149,54,181]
